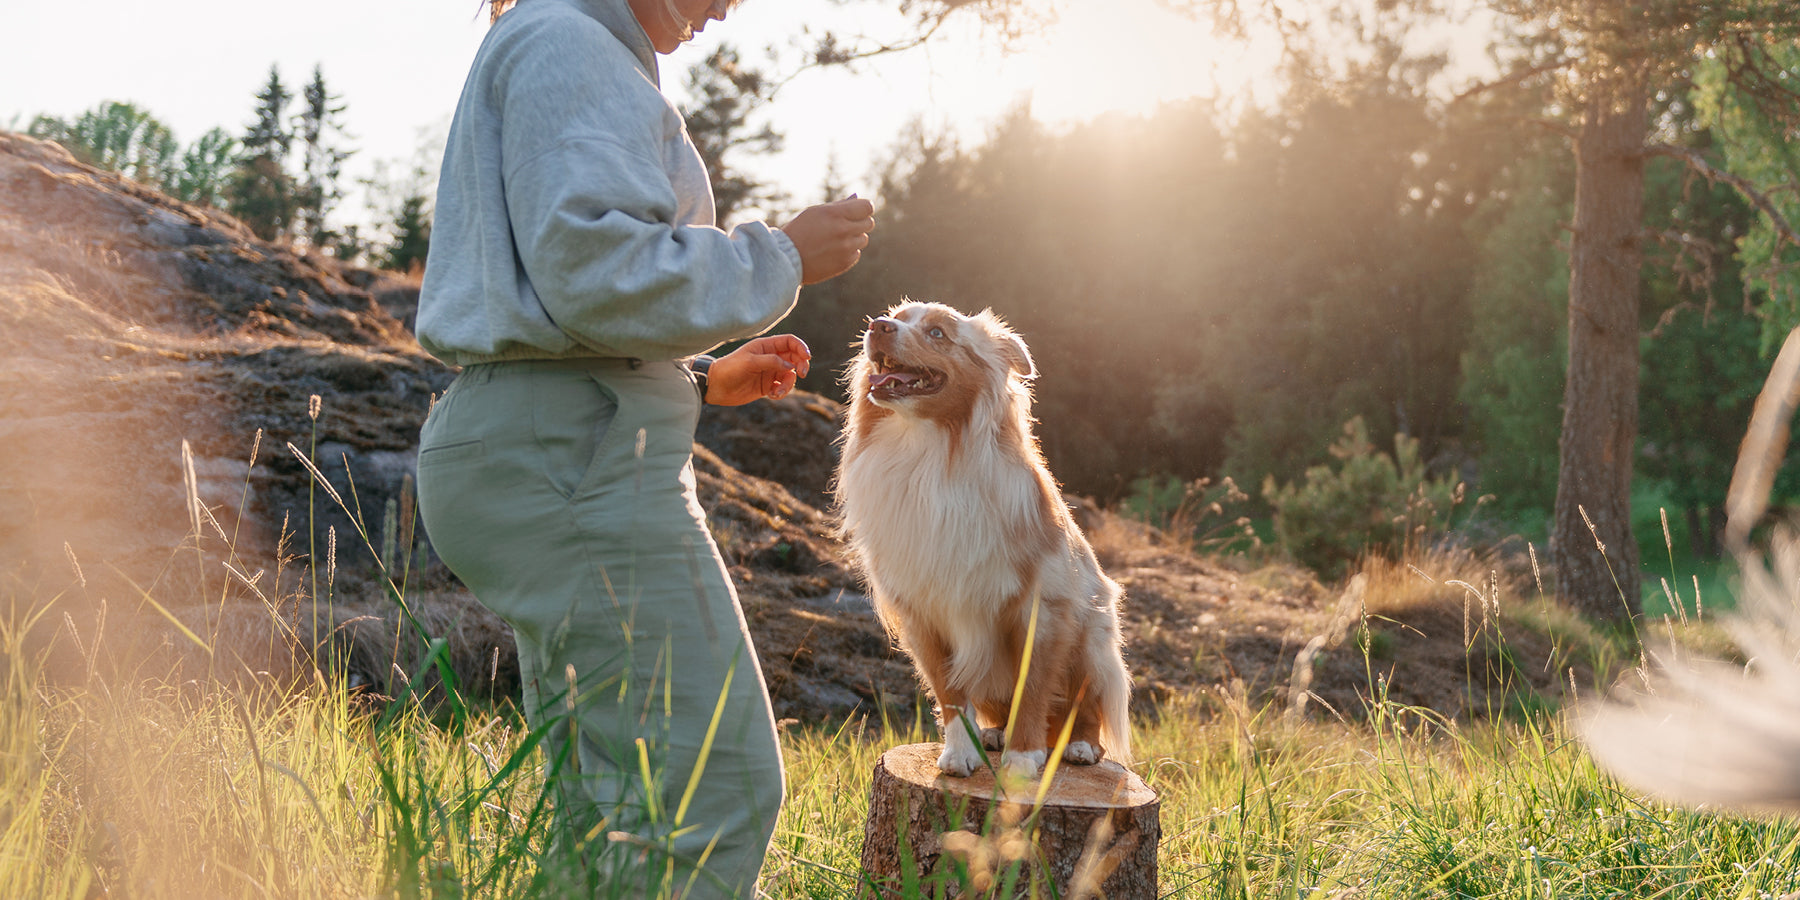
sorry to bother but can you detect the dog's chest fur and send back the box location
[841,414,1053,621]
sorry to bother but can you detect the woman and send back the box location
[413,0,875,894]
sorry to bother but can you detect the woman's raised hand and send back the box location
[780,195,876,285]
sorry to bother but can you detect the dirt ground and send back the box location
[0,130,1592,727]
[692,396,1591,725]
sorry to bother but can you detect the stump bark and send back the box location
[859,743,1160,899]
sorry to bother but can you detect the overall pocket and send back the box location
[419,375,490,471]
[530,369,621,500]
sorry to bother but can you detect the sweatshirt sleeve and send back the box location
[493,16,803,360]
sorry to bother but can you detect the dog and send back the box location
[834,300,1132,780]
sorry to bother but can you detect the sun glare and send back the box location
[999,0,1283,124]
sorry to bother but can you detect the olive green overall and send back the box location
[416,357,785,898]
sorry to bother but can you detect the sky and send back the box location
[0,0,1291,229]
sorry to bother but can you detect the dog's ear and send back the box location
[995,325,1036,379]
[974,308,1035,378]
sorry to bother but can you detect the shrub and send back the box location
[1118,473,1259,554]
[1263,417,1462,579]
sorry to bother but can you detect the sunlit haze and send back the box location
[1,0,1281,224]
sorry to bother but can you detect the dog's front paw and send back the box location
[938,740,984,777]
[1000,749,1048,781]
[980,727,1006,751]
[1063,741,1104,765]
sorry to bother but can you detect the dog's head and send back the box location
[849,301,1035,423]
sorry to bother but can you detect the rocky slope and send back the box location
[0,131,1584,725]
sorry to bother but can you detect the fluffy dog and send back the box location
[834,301,1132,779]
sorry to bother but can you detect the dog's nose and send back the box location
[870,317,898,335]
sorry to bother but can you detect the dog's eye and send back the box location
[928,327,946,340]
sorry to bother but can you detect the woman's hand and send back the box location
[704,334,812,406]
[780,195,876,285]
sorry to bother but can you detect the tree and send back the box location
[797,0,1800,610]
[361,133,440,274]
[1689,41,1800,349]
[295,65,356,254]
[28,101,179,186]
[681,44,784,224]
[1475,2,1800,620]
[229,65,299,241]
[1635,80,1800,563]
[380,194,432,273]
[167,127,239,208]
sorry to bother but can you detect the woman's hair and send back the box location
[484,0,517,24]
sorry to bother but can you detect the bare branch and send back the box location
[1449,58,1575,106]
[1642,298,1702,341]
[1645,142,1800,253]
[766,1,1043,94]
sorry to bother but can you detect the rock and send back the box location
[0,130,459,680]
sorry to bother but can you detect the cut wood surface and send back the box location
[860,742,1159,899]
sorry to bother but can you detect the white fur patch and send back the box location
[938,713,985,777]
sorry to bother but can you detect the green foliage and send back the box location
[26,104,241,214]
[228,65,299,241]
[1689,38,1800,352]
[785,38,1493,498]
[1119,473,1259,553]
[28,65,361,249]
[381,194,433,273]
[295,65,357,256]
[28,100,180,186]
[1457,150,1572,522]
[1263,416,1461,579]
[166,127,239,208]
[358,139,439,274]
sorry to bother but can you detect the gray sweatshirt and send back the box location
[415,0,803,367]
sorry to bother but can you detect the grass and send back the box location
[7,423,1794,897]
[9,588,1800,899]
[1637,501,1739,622]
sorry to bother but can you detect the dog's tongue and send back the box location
[869,371,920,389]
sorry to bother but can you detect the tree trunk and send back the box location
[859,743,1159,900]
[1553,59,1649,622]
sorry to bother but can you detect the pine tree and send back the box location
[360,142,436,274]
[1166,0,1800,617]
[380,194,432,273]
[229,65,298,241]
[295,65,355,254]
[1481,0,1800,618]
[168,127,239,208]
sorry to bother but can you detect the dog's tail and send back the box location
[1091,630,1134,766]
[1583,326,1800,814]
[1581,653,1800,814]
[1581,536,1800,814]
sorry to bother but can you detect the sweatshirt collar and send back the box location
[559,0,661,86]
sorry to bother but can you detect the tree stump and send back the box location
[859,743,1160,899]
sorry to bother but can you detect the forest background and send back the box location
[19,0,1800,617]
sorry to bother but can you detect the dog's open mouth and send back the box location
[868,352,945,400]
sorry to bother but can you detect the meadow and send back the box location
[7,536,1799,900]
